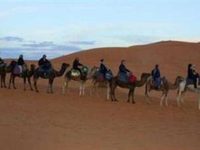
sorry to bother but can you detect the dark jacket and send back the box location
[99,63,108,74]
[0,58,4,64]
[73,59,82,69]
[187,67,195,79]
[17,58,25,66]
[38,58,50,67]
[119,64,130,74]
[151,68,160,80]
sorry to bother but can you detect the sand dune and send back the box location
[0,41,200,150]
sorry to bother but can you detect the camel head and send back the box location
[87,66,99,79]
[135,73,151,87]
[30,64,36,71]
[55,63,70,77]
[175,76,184,85]
[62,63,70,70]
[8,60,17,70]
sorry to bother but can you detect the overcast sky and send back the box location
[0,0,199,59]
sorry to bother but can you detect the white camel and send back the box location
[177,78,200,110]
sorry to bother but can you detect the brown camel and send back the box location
[145,76,183,106]
[7,60,36,90]
[33,63,69,93]
[109,73,151,103]
[90,66,113,99]
[62,66,96,96]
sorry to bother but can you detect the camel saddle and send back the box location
[71,69,81,78]
[13,65,27,75]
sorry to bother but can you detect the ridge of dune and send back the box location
[52,40,200,79]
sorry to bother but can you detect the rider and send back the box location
[17,55,25,73]
[118,59,131,82]
[38,54,52,73]
[99,59,108,79]
[0,57,5,67]
[72,57,83,75]
[187,64,199,88]
[0,57,4,64]
[151,64,161,88]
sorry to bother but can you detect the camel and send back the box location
[109,73,151,103]
[145,76,183,106]
[62,66,96,96]
[90,66,113,100]
[7,60,36,90]
[33,63,69,93]
[176,78,200,110]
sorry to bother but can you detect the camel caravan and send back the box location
[0,55,200,110]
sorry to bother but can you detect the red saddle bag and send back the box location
[129,74,137,83]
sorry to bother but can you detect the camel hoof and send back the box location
[36,90,39,93]
[132,101,135,104]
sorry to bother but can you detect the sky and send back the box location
[0,0,199,59]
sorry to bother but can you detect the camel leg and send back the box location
[33,77,39,92]
[79,81,86,96]
[13,76,16,89]
[131,89,135,104]
[0,76,2,88]
[23,77,26,91]
[4,74,7,88]
[145,84,150,98]
[8,74,12,89]
[181,92,185,104]
[165,95,168,106]
[47,82,50,93]
[145,90,151,104]
[160,93,165,106]
[110,83,117,102]
[176,90,182,107]
[145,84,151,104]
[127,90,131,103]
[113,86,118,102]
[109,80,117,101]
[62,78,68,94]
[83,84,85,96]
[28,77,33,90]
[79,82,83,96]
[91,81,97,96]
[49,79,54,93]
[106,82,110,100]
[110,85,114,101]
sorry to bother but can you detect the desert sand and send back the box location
[0,41,200,150]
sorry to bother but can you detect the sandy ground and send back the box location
[0,81,200,150]
[1,41,200,150]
